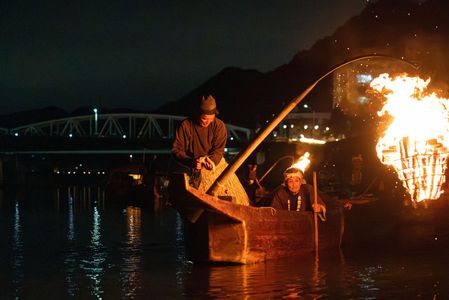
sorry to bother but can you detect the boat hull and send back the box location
[170,174,344,264]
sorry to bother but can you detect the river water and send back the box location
[1,185,449,299]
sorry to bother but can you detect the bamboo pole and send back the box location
[313,171,319,252]
[207,55,418,196]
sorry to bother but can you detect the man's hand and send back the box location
[202,158,214,170]
[194,158,202,170]
[195,156,215,171]
[312,203,324,213]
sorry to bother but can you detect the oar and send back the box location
[313,171,319,252]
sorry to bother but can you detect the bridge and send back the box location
[1,113,250,140]
[0,113,252,155]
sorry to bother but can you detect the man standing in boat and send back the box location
[270,167,326,219]
[171,95,227,188]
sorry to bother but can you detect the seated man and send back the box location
[270,167,326,219]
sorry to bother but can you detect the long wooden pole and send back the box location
[313,171,319,252]
[207,55,418,196]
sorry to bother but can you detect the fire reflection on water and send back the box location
[121,206,142,299]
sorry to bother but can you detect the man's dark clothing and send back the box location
[171,117,227,167]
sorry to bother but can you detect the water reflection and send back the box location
[64,196,77,296]
[81,206,106,299]
[120,206,142,299]
[12,201,23,298]
[2,185,449,299]
[57,185,108,299]
[175,212,187,291]
[183,252,340,299]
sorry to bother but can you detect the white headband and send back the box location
[283,167,304,180]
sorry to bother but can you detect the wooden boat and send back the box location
[168,56,384,264]
[170,173,344,264]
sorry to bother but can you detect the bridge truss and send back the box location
[3,113,251,141]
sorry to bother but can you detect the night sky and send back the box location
[1,0,368,114]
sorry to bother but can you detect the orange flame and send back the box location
[371,73,449,202]
[291,152,311,173]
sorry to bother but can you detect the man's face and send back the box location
[199,114,215,127]
[286,177,301,194]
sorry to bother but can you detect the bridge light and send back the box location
[14,132,18,136]
[304,125,308,130]
[69,133,73,138]
[230,136,234,141]
[314,125,319,130]
[93,108,98,135]
[122,134,127,139]
[290,124,294,128]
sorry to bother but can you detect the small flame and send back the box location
[371,73,449,202]
[291,152,311,173]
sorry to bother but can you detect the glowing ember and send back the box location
[291,152,311,173]
[371,73,449,202]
